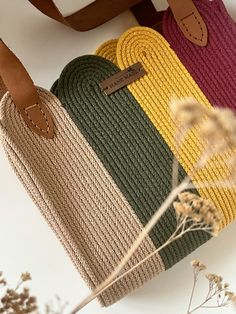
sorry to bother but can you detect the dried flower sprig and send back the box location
[200,108,236,154]
[0,272,6,288]
[1,272,69,314]
[71,98,236,312]
[174,192,221,236]
[170,97,207,130]
[45,295,68,314]
[187,261,236,313]
[70,192,221,313]
[171,99,236,185]
[0,271,37,314]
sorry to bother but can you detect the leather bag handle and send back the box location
[28,0,144,31]
[28,0,208,46]
[0,40,54,139]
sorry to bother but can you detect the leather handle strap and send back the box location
[132,0,207,46]
[0,40,54,139]
[28,0,144,31]
[167,0,208,46]
[28,0,208,46]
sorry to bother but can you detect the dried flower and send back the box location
[191,260,206,271]
[173,192,222,236]
[187,262,236,313]
[200,108,236,153]
[170,97,206,128]
[0,273,37,314]
[225,291,236,304]
[191,260,199,267]
[71,100,236,312]
[0,272,6,287]
[21,272,31,282]
[45,295,69,314]
[206,273,223,284]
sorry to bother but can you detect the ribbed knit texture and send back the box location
[53,55,210,270]
[50,79,59,96]
[52,39,118,96]
[0,78,6,101]
[96,39,118,64]
[115,26,236,227]
[0,88,165,306]
[163,0,236,109]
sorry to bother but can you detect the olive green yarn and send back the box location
[52,55,210,269]
[51,79,59,96]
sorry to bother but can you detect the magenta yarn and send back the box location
[163,0,236,110]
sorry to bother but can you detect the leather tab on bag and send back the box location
[167,0,208,46]
[0,40,54,139]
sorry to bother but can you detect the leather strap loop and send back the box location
[0,40,54,139]
[28,0,144,31]
[167,0,208,46]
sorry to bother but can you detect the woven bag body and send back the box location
[1,0,236,307]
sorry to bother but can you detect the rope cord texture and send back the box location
[52,55,210,271]
[114,26,236,227]
[163,0,236,109]
[0,88,164,306]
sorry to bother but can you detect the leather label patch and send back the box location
[100,62,147,95]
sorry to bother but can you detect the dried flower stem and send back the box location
[187,270,198,314]
[172,130,186,189]
[71,99,236,312]
[70,177,191,313]
[188,180,236,190]
[71,136,224,312]
[172,156,180,189]
[71,216,213,314]
[188,287,226,313]
[187,262,236,313]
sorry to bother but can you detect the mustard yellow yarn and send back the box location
[96,39,118,65]
[98,27,236,227]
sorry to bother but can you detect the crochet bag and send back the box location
[0,0,235,307]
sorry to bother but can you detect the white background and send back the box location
[0,1,236,313]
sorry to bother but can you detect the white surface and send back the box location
[0,1,236,313]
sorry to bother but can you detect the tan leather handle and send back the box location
[167,0,208,46]
[0,40,54,139]
[28,0,144,31]
[28,0,208,46]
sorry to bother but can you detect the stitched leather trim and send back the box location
[167,0,208,46]
[0,40,54,138]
